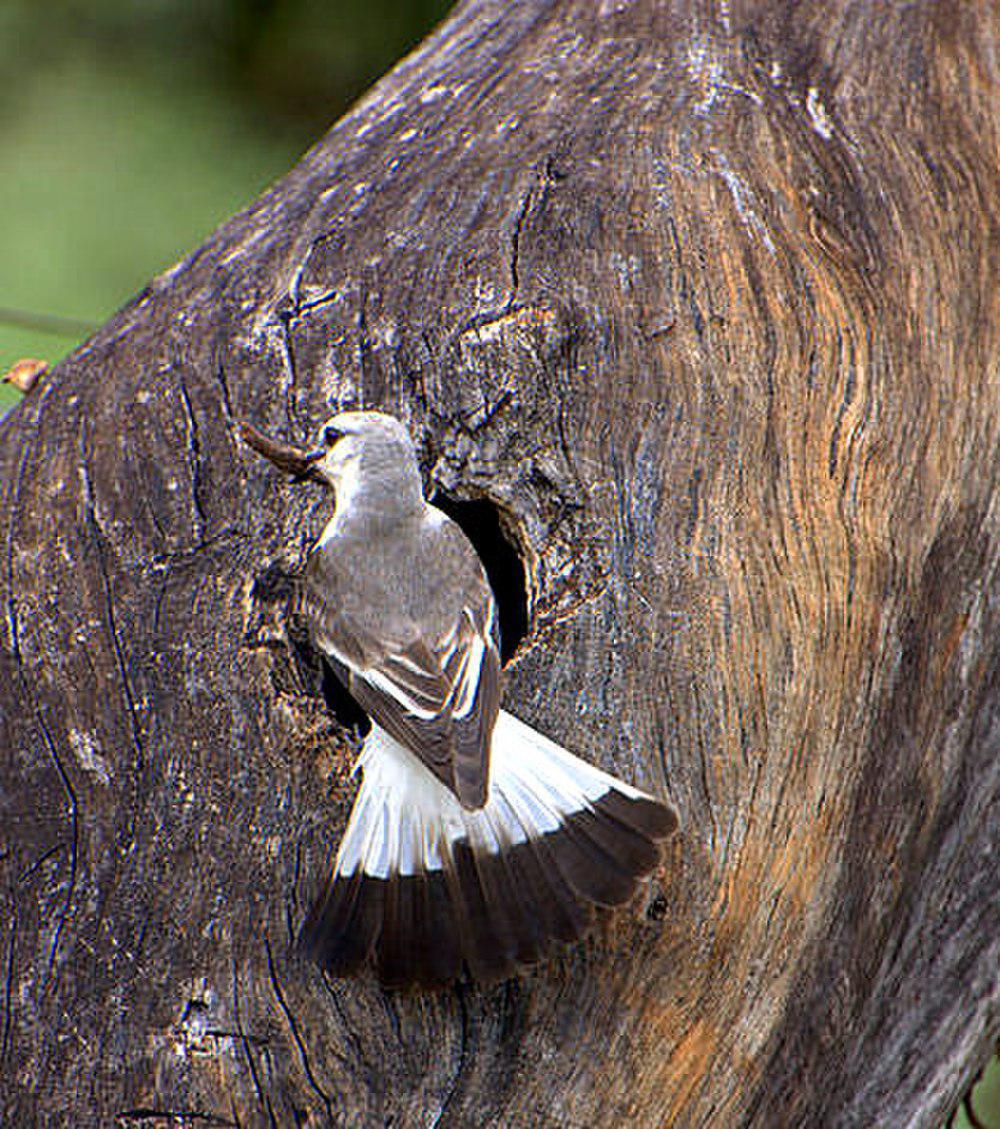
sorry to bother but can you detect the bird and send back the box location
[241,410,679,988]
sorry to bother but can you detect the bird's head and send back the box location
[309,410,418,495]
[240,409,422,513]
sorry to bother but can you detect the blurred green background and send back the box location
[0,0,450,410]
[957,1052,1000,1129]
[0,4,997,1126]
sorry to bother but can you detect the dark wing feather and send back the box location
[299,513,501,809]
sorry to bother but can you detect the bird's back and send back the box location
[305,504,490,656]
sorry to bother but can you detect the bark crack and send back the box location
[356,298,373,392]
[297,289,341,316]
[231,954,277,1129]
[18,843,63,884]
[178,372,209,537]
[505,185,534,314]
[278,232,344,423]
[287,838,303,947]
[265,938,334,1122]
[214,362,234,423]
[277,307,300,426]
[35,708,79,982]
[1,897,17,1066]
[286,242,315,316]
[79,423,146,783]
[430,982,470,1129]
[320,975,368,1073]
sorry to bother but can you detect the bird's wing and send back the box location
[300,523,501,809]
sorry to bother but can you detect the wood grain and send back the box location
[1,1,997,1125]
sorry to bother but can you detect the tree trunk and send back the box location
[2,1,998,1125]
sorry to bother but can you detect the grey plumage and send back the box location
[298,412,501,808]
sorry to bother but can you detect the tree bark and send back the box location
[2,1,998,1125]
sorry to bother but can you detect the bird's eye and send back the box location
[323,425,342,447]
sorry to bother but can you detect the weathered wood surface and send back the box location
[2,1,998,1125]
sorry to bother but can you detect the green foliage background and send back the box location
[0,4,996,1125]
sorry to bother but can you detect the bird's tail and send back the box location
[298,711,678,988]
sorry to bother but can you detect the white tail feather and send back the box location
[336,711,658,878]
[302,710,678,985]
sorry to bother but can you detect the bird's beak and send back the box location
[239,421,325,484]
